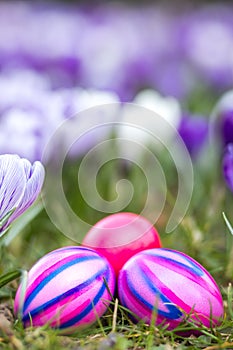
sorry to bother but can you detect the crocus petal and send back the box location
[133,89,181,128]
[8,160,45,224]
[178,114,209,158]
[221,110,233,146]
[223,144,233,193]
[0,154,26,220]
[211,90,233,148]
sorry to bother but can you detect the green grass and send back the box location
[1,97,233,349]
[2,293,233,349]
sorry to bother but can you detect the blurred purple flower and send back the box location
[0,69,58,162]
[211,90,233,148]
[0,154,45,236]
[180,5,233,91]
[1,2,233,98]
[49,87,120,159]
[0,108,47,162]
[221,110,233,146]
[222,144,233,193]
[0,2,81,87]
[0,69,120,161]
[0,70,67,161]
[178,114,209,158]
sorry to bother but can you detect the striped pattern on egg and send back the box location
[118,248,223,330]
[14,246,115,332]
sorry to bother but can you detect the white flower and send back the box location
[117,89,182,159]
[133,89,181,128]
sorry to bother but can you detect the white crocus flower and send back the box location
[117,89,182,159]
[133,89,181,128]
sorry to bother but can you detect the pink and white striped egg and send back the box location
[118,248,224,330]
[14,246,115,333]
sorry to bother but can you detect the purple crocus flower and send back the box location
[0,154,45,236]
[222,144,233,193]
[221,110,233,146]
[178,114,209,158]
[211,90,233,147]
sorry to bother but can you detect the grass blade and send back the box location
[0,269,21,289]
[222,212,233,236]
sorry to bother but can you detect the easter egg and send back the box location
[82,212,161,276]
[14,246,115,333]
[118,248,223,330]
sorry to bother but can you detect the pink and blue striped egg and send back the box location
[14,246,115,333]
[118,248,223,330]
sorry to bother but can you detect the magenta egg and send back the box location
[82,212,161,276]
[14,246,115,333]
[118,248,224,330]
